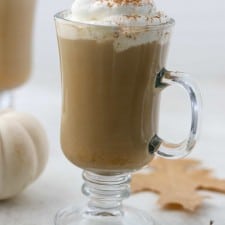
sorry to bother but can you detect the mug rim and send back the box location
[54,10,175,31]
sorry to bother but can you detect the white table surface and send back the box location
[0,74,225,225]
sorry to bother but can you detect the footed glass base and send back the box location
[55,205,157,225]
[55,171,159,225]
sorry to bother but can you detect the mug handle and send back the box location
[149,68,202,159]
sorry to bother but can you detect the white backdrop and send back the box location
[32,0,225,84]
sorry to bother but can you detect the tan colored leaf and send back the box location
[131,158,225,211]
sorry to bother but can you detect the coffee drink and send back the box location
[56,0,171,172]
[58,38,170,171]
[0,0,36,90]
[54,2,201,224]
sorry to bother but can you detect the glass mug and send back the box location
[55,10,201,225]
[0,0,36,108]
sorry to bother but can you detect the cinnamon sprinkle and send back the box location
[112,0,141,4]
[125,15,141,20]
[98,0,148,6]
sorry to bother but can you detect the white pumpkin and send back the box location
[0,110,49,200]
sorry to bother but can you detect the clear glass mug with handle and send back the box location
[55,10,201,225]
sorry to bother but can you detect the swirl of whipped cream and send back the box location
[59,0,171,51]
[71,0,169,26]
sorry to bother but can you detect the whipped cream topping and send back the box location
[58,0,172,52]
[70,0,169,26]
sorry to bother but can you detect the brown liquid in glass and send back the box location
[59,37,169,172]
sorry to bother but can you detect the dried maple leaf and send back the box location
[131,158,225,211]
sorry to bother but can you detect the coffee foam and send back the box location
[57,19,171,52]
[57,0,171,52]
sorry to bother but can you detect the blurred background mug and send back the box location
[0,0,36,108]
